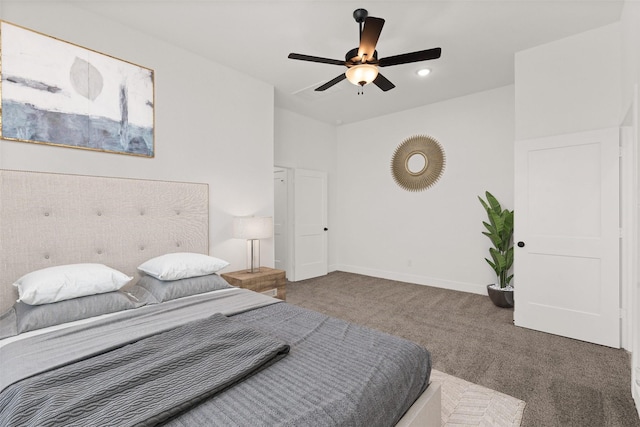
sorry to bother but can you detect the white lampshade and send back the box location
[345,64,379,86]
[233,216,273,274]
[233,216,273,240]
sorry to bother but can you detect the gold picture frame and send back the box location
[391,135,446,191]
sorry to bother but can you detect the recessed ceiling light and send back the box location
[416,68,431,77]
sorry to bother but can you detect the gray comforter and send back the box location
[0,289,431,427]
[0,312,290,426]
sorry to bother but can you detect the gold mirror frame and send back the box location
[391,135,446,192]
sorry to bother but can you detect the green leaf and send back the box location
[505,247,514,270]
[478,196,490,212]
[482,221,495,233]
[485,258,499,276]
[483,231,501,248]
[485,191,502,212]
[488,209,504,234]
[504,210,514,230]
[489,248,506,269]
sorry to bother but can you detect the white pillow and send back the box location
[13,263,133,305]
[137,252,229,281]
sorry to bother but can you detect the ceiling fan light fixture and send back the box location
[288,9,441,93]
[346,63,378,86]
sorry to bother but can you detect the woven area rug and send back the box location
[431,370,526,426]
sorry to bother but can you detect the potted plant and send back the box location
[478,191,514,308]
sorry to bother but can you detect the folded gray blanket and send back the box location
[0,313,289,427]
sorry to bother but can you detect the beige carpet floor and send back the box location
[432,369,525,426]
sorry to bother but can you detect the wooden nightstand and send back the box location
[221,267,286,301]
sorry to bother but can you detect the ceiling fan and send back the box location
[288,8,442,93]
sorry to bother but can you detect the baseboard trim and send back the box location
[331,264,487,296]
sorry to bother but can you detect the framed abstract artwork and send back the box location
[0,21,154,157]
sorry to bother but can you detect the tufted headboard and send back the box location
[0,169,209,313]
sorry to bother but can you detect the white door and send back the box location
[514,128,620,348]
[293,169,328,281]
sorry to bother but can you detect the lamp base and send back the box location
[246,239,260,273]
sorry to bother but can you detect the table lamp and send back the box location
[233,216,273,273]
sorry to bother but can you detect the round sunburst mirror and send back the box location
[391,135,446,192]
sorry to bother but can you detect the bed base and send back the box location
[396,381,441,427]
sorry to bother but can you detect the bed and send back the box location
[0,169,440,426]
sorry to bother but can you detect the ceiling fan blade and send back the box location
[373,73,395,91]
[315,74,347,91]
[378,47,442,67]
[288,53,345,66]
[357,17,384,62]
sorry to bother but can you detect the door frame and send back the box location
[274,167,295,280]
[622,85,640,412]
[274,167,329,282]
[621,125,637,351]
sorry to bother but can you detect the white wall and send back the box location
[515,23,621,140]
[275,89,515,295]
[274,108,338,268]
[274,108,337,172]
[0,2,275,272]
[622,2,640,116]
[334,85,515,295]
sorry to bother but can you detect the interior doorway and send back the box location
[274,167,328,282]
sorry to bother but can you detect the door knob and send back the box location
[517,241,525,248]
[324,227,328,231]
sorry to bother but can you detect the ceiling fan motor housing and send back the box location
[346,47,377,64]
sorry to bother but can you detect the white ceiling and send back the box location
[71,0,624,125]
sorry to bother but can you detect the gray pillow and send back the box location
[0,308,17,340]
[136,273,233,302]
[13,286,155,334]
